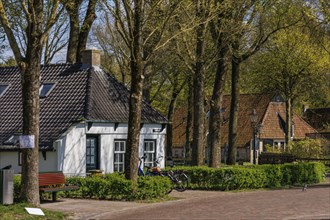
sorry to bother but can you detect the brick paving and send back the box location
[41,185,330,220]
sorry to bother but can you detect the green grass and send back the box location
[0,203,68,220]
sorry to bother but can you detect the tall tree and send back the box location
[247,29,330,145]
[226,0,298,164]
[0,0,60,205]
[207,0,231,168]
[191,0,211,166]
[102,0,181,181]
[0,1,67,64]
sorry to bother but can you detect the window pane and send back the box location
[0,85,9,96]
[40,83,55,97]
[114,140,126,172]
[87,148,91,155]
[90,156,95,164]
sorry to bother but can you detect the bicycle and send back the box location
[138,155,164,176]
[138,155,189,192]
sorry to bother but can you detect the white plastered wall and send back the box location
[0,151,57,174]
[56,122,166,175]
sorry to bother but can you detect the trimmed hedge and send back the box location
[14,173,172,201]
[13,162,325,201]
[172,162,325,190]
[63,173,172,200]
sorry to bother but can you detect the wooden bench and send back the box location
[39,172,79,202]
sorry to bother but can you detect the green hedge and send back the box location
[14,173,172,201]
[172,162,325,190]
[63,173,172,200]
[13,162,325,201]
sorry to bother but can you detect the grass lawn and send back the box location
[0,203,68,220]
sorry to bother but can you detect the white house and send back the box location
[0,50,167,175]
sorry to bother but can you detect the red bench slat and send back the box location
[39,172,66,186]
[38,172,79,201]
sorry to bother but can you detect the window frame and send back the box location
[86,135,99,172]
[18,151,22,166]
[113,139,126,172]
[273,140,285,150]
[143,139,157,167]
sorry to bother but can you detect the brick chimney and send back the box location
[81,49,101,67]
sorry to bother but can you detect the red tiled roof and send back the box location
[172,93,317,148]
[260,102,317,139]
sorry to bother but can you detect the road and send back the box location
[41,187,330,220]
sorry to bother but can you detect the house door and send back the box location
[86,136,99,171]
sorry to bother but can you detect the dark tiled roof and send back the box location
[87,68,167,123]
[0,64,167,148]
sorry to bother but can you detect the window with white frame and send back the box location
[144,140,156,167]
[114,140,126,172]
[273,140,285,150]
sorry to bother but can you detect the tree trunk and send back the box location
[227,56,241,165]
[19,2,44,205]
[20,63,41,206]
[125,0,143,183]
[191,5,206,166]
[66,12,79,63]
[62,0,96,64]
[185,78,193,160]
[76,0,97,63]
[208,46,228,168]
[142,65,152,102]
[166,91,179,158]
[285,97,292,148]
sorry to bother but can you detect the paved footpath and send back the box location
[41,186,330,220]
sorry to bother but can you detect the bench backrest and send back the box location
[39,172,66,187]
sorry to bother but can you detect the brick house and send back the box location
[172,93,317,163]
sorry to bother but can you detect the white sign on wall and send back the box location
[19,135,35,149]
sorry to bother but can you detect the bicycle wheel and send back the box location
[173,172,189,192]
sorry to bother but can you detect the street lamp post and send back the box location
[250,109,258,165]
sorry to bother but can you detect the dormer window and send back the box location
[0,84,9,97]
[40,83,55,98]
[4,134,20,145]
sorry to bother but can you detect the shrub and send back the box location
[13,175,21,202]
[172,162,325,190]
[13,162,325,201]
[63,173,172,200]
[289,138,328,159]
[13,173,172,201]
